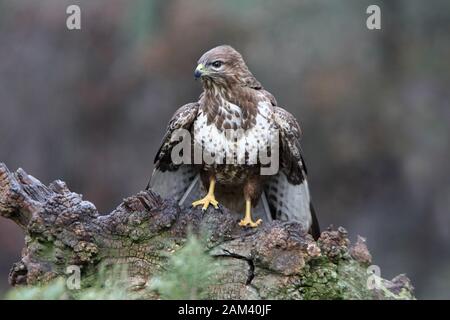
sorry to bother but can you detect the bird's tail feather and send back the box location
[309,202,320,240]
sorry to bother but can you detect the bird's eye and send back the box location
[212,61,223,68]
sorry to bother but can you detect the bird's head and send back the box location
[194,45,253,89]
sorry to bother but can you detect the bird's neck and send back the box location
[201,84,258,131]
[203,83,230,103]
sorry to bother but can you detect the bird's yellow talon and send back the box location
[192,195,219,211]
[238,199,262,228]
[192,177,219,211]
[238,218,262,228]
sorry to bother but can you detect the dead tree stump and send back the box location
[0,163,414,299]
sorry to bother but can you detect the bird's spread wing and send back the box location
[152,102,199,172]
[264,106,320,238]
[147,102,202,205]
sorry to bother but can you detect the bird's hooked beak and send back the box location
[194,63,207,79]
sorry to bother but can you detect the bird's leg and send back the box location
[192,176,219,211]
[239,199,262,228]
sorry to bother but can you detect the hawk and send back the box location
[148,45,319,239]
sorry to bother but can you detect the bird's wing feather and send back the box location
[152,102,199,172]
[147,102,200,205]
[273,106,305,184]
[264,106,319,238]
[149,166,200,204]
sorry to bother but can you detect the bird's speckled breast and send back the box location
[193,99,277,185]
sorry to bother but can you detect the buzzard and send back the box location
[148,45,319,239]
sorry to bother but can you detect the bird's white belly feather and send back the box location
[193,101,277,166]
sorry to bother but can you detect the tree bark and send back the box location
[0,162,414,299]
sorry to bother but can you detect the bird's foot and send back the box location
[238,217,262,228]
[192,194,219,211]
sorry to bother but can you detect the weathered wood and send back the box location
[0,162,414,299]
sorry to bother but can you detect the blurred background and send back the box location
[0,0,449,299]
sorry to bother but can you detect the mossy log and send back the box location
[0,163,414,299]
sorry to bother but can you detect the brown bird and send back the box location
[148,45,319,239]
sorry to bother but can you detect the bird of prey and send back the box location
[148,45,319,239]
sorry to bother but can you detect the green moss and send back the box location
[336,260,373,299]
[149,234,220,299]
[6,278,68,300]
[295,257,375,300]
[5,264,139,300]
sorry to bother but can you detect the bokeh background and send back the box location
[0,0,449,299]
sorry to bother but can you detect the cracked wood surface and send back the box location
[0,163,415,299]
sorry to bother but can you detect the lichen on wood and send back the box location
[0,162,414,299]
